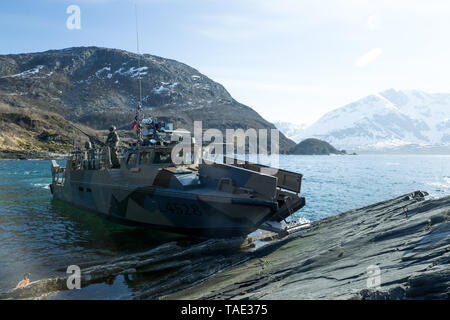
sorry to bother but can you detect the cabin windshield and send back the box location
[127,153,138,166]
[139,151,153,165]
[154,151,171,164]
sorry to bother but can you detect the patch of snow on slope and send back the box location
[153,85,169,95]
[114,66,148,78]
[152,82,179,95]
[2,65,45,78]
[95,67,111,78]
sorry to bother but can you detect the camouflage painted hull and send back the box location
[51,178,276,238]
[50,149,305,238]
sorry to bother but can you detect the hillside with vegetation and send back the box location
[0,47,295,157]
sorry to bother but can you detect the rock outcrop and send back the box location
[167,191,450,300]
[289,138,346,155]
[1,191,448,300]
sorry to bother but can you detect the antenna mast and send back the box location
[135,3,143,108]
[134,2,144,144]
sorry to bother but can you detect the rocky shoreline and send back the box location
[1,191,448,300]
[166,191,449,300]
[0,149,67,160]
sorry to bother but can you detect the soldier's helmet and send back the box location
[109,125,116,132]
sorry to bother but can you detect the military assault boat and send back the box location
[50,121,306,238]
[49,10,306,238]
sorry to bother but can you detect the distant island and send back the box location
[289,138,349,155]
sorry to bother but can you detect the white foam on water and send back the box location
[296,216,311,225]
[32,183,50,189]
[425,177,450,197]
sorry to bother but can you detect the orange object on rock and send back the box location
[15,273,30,289]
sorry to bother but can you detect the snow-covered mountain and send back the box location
[276,89,450,151]
[273,121,307,143]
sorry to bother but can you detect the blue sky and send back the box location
[1,0,450,125]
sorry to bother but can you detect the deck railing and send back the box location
[68,147,115,171]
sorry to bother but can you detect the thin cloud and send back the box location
[355,48,382,68]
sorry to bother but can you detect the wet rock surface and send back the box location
[0,237,252,299]
[166,191,450,300]
[1,191,448,300]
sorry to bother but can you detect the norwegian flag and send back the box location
[131,104,142,131]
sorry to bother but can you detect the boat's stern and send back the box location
[221,157,306,225]
[49,160,66,195]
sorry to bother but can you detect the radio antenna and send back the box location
[135,2,143,108]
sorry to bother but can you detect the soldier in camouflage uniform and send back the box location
[106,125,120,168]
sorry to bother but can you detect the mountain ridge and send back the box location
[275,89,450,152]
[0,46,295,153]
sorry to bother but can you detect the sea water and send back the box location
[0,155,448,296]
